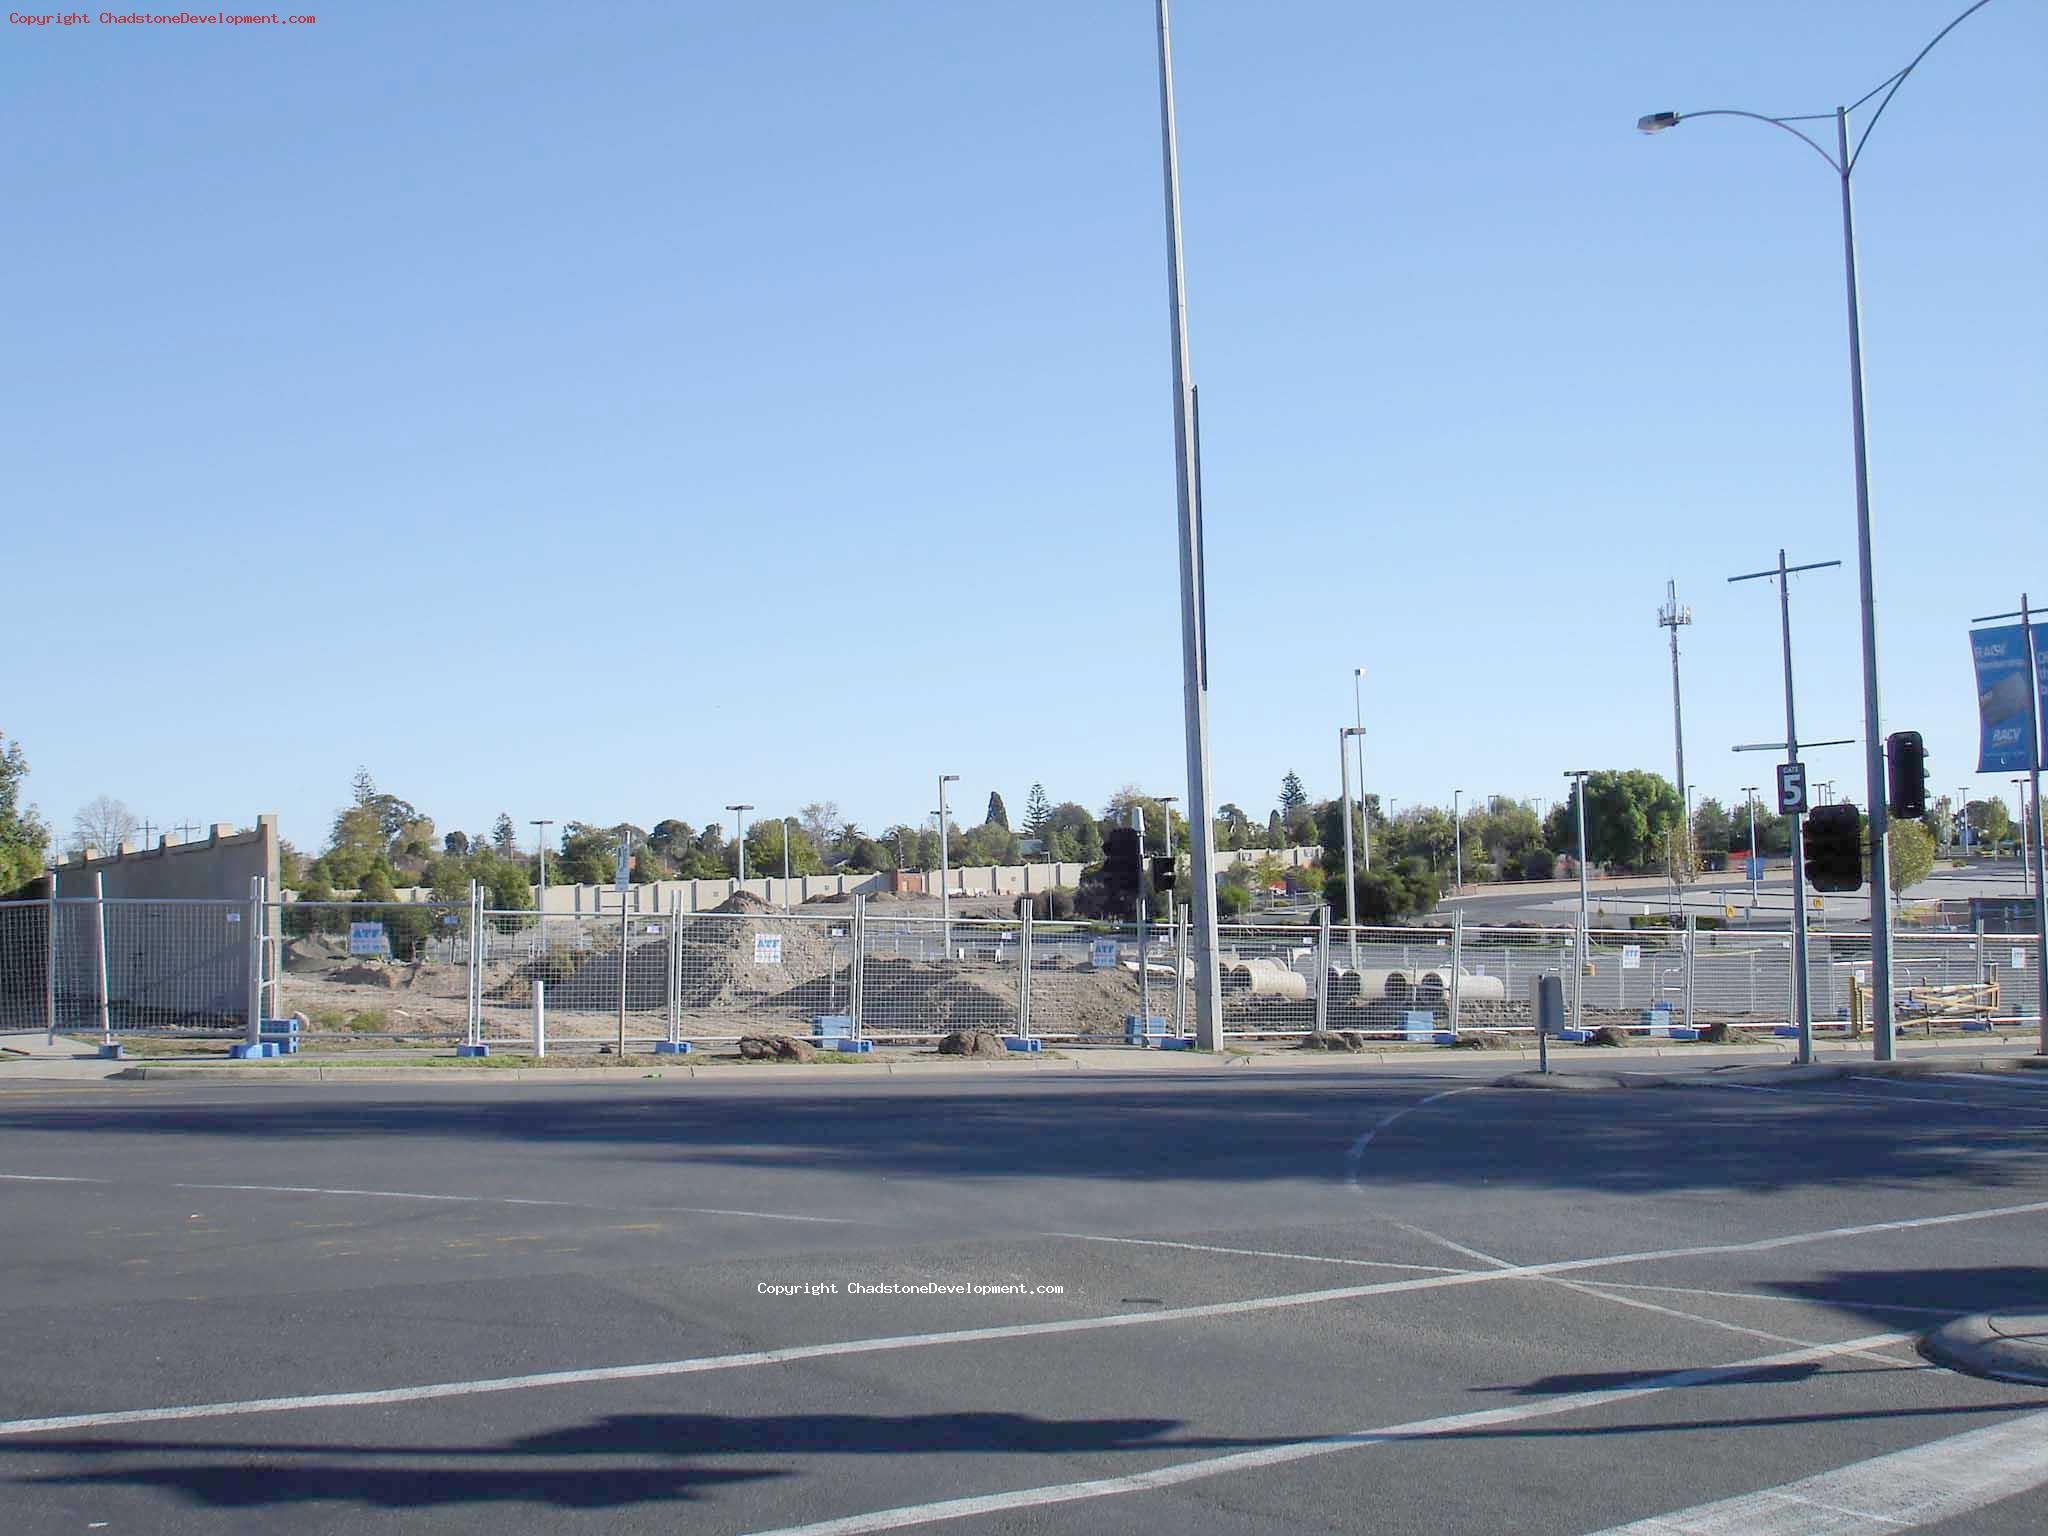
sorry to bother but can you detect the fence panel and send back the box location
[0,900,51,1033]
[273,900,471,1040]
[860,915,1028,1038]
[1449,927,1580,1033]
[1019,920,1173,1039]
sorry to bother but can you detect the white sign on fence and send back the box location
[1621,945,1642,971]
[2014,948,2029,971]
[349,922,387,957]
[1091,938,1118,969]
[754,933,783,966]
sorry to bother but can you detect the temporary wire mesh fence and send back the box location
[2,892,2040,1049]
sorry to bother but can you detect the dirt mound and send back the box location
[329,964,401,990]
[739,1034,816,1062]
[937,1029,1007,1057]
[861,959,1014,1033]
[713,890,776,915]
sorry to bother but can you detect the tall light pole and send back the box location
[2014,779,2031,892]
[938,774,959,955]
[1154,0,1223,1051]
[1567,770,1593,1032]
[782,816,795,908]
[1658,580,1693,870]
[725,804,753,883]
[1339,727,1365,961]
[1741,787,1760,909]
[1452,789,1465,895]
[1958,786,1972,851]
[529,819,553,911]
[1353,668,1371,872]
[1159,795,1179,865]
[1638,0,2001,1063]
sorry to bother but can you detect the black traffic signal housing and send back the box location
[1886,730,1928,820]
[1803,803,1865,893]
[1150,855,1175,891]
[1102,827,1144,912]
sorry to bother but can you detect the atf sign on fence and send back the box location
[348,922,387,957]
[1091,938,1118,969]
[753,933,783,966]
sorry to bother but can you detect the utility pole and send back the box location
[1741,787,1760,913]
[938,774,959,956]
[726,804,753,883]
[1659,579,1693,869]
[1353,668,1371,872]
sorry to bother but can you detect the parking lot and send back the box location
[1,1056,2045,1534]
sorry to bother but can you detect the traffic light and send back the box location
[1803,803,1865,892]
[1102,827,1144,913]
[1150,856,1175,891]
[1886,730,1928,820]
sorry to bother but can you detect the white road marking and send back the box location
[1343,1087,1480,1188]
[1721,1081,2048,1116]
[5,1199,2042,1440]
[1938,1070,2048,1090]
[0,1174,867,1225]
[1043,1232,1471,1274]
[735,1333,1915,1536]
[1580,1407,2048,1534]
[1579,1280,1963,1318]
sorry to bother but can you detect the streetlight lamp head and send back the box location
[1637,111,1681,134]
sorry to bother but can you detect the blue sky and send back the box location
[5,1,2043,854]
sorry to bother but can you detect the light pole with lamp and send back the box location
[1638,0,2002,1063]
[2014,779,2031,893]
[782,817,796,908]
[1353,668,1371,872]
[530,818,554,953]
[1452,789,1465,895]
[937,774,959,956]
[1741,787,1760,911]
[1566,771,1593,1032]
[1339,727,1365,960]
[725,805,753,884]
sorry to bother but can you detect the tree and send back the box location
[1265,810,1283,849]
[0,733,50,895]
[349,767,377,808]
[1022,784,1052,839]
[1040,803,1103,864]
[70,795,141,857]
[798,802,843,849]
[443,830,471,857]
[1549,770,1683,872]
[1215,803,1252,850]
[985,791,1009,830]
[747,818,823,879]
[1968,798,2012,848]
[1278,772,1308,817]
[1101,786,1186,857]
[1888,820,1936,897]
[491,813,519,856]
[1690,798,1731,855]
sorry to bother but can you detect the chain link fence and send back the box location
[3,890,2040,1050]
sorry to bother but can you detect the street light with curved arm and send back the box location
[1635,0,1999,1064]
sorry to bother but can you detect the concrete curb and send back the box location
[1491,1070,1663,1092]
[1920,1312,2048,1387]
[1701,1055,2048,1088]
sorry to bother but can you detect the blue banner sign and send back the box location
[1971,624,2044,772]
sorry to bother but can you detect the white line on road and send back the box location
[1343,1088,1480,1189]
[735,1333,1916,1536]
[4,1199,2042,1440]
[1720,1081,2048,1116]
[1043,1232,1471,1274]
[1938,1071,2048,1090]
[1578,1280,1964,1318]
[0,1174,869,1225]
[1580,1407,2048,1534]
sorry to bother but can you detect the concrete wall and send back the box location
[54,816,280,902]
[443,845,1326,915]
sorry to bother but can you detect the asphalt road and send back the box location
[1,1058,2045,1534]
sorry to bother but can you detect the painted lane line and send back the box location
[1936,1071,2048,1092]
[1719,1081,2048,1116]
[1580,1407,2048,1535]
[735,1332,1915,1536]
[0,1174,113,1184]
[1043,1232,1472,1274]
[171,1182,869,1225]
[1577,1280,1964,1318]
[6,1198,2043,1441]
[1343,1087,1481,1189]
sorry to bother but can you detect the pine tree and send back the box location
[1266,809,1284,849]
[985,791,1009,829]
[1279,771,1308,814]
[350,767,378,807]
[1022,783,1052,838]
[492,812,518,855]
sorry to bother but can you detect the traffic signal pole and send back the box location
[1974,593,2048,1056]
[1732,549,1843,1064]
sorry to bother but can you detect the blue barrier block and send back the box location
[819,1038,872,1054]
[227,1042,276,1060]
[1557,1028,1596,1043]
[811,1015,853,1037]
[1430,1031,1457,1045]
[653,1041,693,1054]
[1157,1037,1196,1050]
[1959,1019,1992,1032]
[455,1044,490,1058]
[1002,1037,1041,1053]
[96,1042,124,1060]
[1124,1015,1169,1044]
[258,1017,299,1038]
[1772,1026,1801,1038]
[1648,1025,1699,1041]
